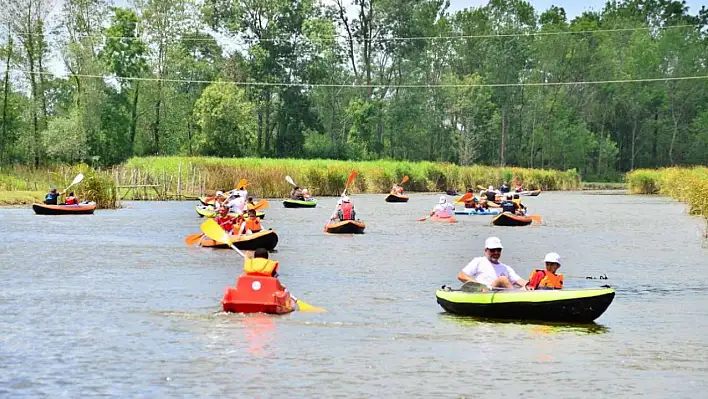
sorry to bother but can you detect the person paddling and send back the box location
[44,188,65,205]
[214,206,239,234]
[429,195,454,218]
[241,248,298,310]
[330,196,356,222]
[457,237,528,290]
[526,252,564,290]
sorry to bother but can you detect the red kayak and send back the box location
[222,275,295,314]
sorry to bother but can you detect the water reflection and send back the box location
[438,313,610,335]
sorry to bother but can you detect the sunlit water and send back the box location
[1,192,707,397]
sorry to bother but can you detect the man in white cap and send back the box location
[429,195,454,218]
[457,236,528,290]
[330,196,356,221]
[526,252,564,290]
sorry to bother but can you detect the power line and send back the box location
[4,23,701,44]
[11,68,708,88]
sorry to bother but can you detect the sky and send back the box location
[447,0,706,17]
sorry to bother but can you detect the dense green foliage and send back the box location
[117,156,581,198]
[627,166,708,220]
[0,0,707,181]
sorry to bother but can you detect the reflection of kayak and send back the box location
[491,212,532,226]
[200,229,279,250]
[283,198,317,208]
[385,193,409,203]
[324,220,366,234]
[429,215,457,223]
[436,287,615,323]
[195,205,265,219]
[517,189,541,196]
[454,208,501,216]
[222,275,294,314]
[32,202,96,215]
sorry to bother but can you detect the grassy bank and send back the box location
[114,156,582,199]
[626,167,708,220]
[0,164,119,208]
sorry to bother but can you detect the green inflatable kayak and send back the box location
[283,198,317,208]
[436,287,615,323]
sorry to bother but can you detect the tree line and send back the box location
[0,0,706,180]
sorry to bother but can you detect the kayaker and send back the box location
[463,189,476,209]
[291,186,304,200]
[44,188,65,205]
[430,195,454,218]
[246,196,256,210]
[243,248,298,309]
[215,206,239,234]
[501,194,516,214]
[457,237,529,290]
[331,196,356,221]
[239,209,263,234]
[302,188,312,200]
[512,194,527,215]
[526,252,564,290]
[64,191,78,205]
[391,184,404,195]
[226,193,246,214]
[500,182,510,193]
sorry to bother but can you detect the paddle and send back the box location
[64,173,84,193]
[398,175,409,185]
[184,233,204,246]
[200,219,325,313]
[251,199,269,211]
[235,178,247,190]
[285,175,296,186]
[419,193,473,221]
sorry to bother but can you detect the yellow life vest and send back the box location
[243,258,279,276]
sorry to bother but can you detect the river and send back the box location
[1,191,707,397]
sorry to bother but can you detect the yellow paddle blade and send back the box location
[200,219,230,243]
[236,178,247,190]
[252,199,269,210]
[296,299,326,312]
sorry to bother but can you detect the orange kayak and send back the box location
[222,275,294,314]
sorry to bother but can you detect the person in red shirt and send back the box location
[64,192,78,205]
[526,252,564,290]
[214,206,239,234]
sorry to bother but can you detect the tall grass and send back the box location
[0,164,118,208]
[117,156,581,199]
[626,167,708,219]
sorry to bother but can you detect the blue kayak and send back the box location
[454,208,501,216]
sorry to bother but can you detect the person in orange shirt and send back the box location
[239,209,263,234]
[526,252,564,290]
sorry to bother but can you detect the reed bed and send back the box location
[116,156,581,199]
[626,167,708,219]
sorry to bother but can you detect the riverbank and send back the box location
[626,167,708,228]
[113,156,582,200]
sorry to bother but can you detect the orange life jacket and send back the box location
[245,218,262,233]
[531,269,564,289]
[243,258,279,277]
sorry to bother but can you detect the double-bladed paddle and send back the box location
[200,219,325,313]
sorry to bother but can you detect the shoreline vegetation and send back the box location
[1,157,582,206]
[626,167,708,232]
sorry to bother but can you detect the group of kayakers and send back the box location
[428,191,527,217]
[457,236,563,291]
[290,186,313,201]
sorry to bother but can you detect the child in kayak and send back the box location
[242,248,298,310]
[64,192,78,205]
[239,209,263,234]
[215,206,240,234]
[526,252,564,290]
[429,195,454,218]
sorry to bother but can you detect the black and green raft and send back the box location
[436,286,615,323]
[283,198,317,208]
